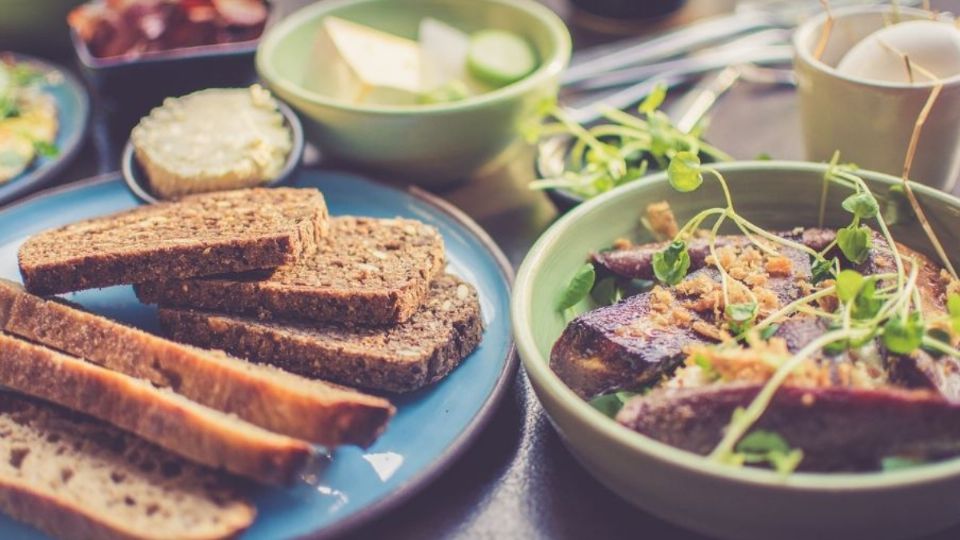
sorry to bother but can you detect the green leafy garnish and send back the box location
[841,191,879,219]
[883,312,925,355]
[733,430,804,475]
[652,240,691,286]
[32,140,58,158]
[527,88,732,200]
[558,263,596,312]
[835,269,864,303]
[811,256,837,284]
[589,390,639,418]
[693,353,720,381]
[639,82,667,114]
[666,151,703,192]
[837,225,872,264]
[755,152,772,161]
[851,280,882,320]
[759,323,780,340]
[726,302,757,334]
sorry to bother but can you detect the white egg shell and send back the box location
[836,19,960,83]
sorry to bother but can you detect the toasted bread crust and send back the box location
[0,393,254,540]
[136,217,446,325]
[17,188,328,295]
[158,275,484,393]
[0,279,393,447]
[0,333,311,485]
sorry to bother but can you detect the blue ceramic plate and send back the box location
[0,170,515,539]
[0,53,90,206]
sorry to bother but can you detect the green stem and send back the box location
[709,328,864,460]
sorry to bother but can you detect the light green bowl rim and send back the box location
[255,0,571,115]
[513,160,960,491]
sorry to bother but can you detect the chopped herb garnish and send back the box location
[949,293,960,334]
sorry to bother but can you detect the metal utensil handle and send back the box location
[563,12,776,86]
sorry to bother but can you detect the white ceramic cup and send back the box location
[794,6,960,192]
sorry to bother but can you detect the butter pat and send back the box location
[311,16,422,105]
[131,85,292,199]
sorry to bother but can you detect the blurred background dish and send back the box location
[256,0,571,187]
[0,0,84,56]
[68,0,269,142]
[121,89,304,204]
[0,53,89,206]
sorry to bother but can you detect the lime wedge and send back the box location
[466,30,537,88]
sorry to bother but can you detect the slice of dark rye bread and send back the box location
[136,216,446,325]
[0,392,254,540]
[0,279,394,447]
[0,332,311,485]
[159,274,484,393]
[17,187,328,295]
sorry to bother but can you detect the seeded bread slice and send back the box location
[18,187,328,295]
[158,274,484,393]
[0,278,393,447]
[136,216,445,325]
[0,332,311,485]
[0,391,254,540]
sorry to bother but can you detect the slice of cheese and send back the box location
[310,16,423,105]
[419,17,470,92]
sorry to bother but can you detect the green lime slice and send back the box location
[466,30,538,88]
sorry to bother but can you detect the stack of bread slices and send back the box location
[1,187,483,539]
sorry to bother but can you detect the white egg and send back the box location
[836,19,960,83]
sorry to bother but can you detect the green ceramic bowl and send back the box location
[513,161,960,540]
[256,0,570,187]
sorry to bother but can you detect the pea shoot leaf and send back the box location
[837,225,872,265]
[652,240,691,286]
[639,82,667,115]
[883,312,925,355]
[734,430,804,475]
[558,263,596,311]
[841,191,879,219]
[666,151,703,193]
[32,140,58,158]
[852,280,882,320]
[811,256,837,284]
[836,269,864,303]
[759,323,780,340]
[589,390,639,418]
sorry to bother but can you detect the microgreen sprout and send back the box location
[528,85,732,200]
[649,151,959,473]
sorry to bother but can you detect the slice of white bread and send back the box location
[0,332,311,485]
[0,391,254,540]
[0,278,394,448]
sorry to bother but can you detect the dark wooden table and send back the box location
[8,1,960,539]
